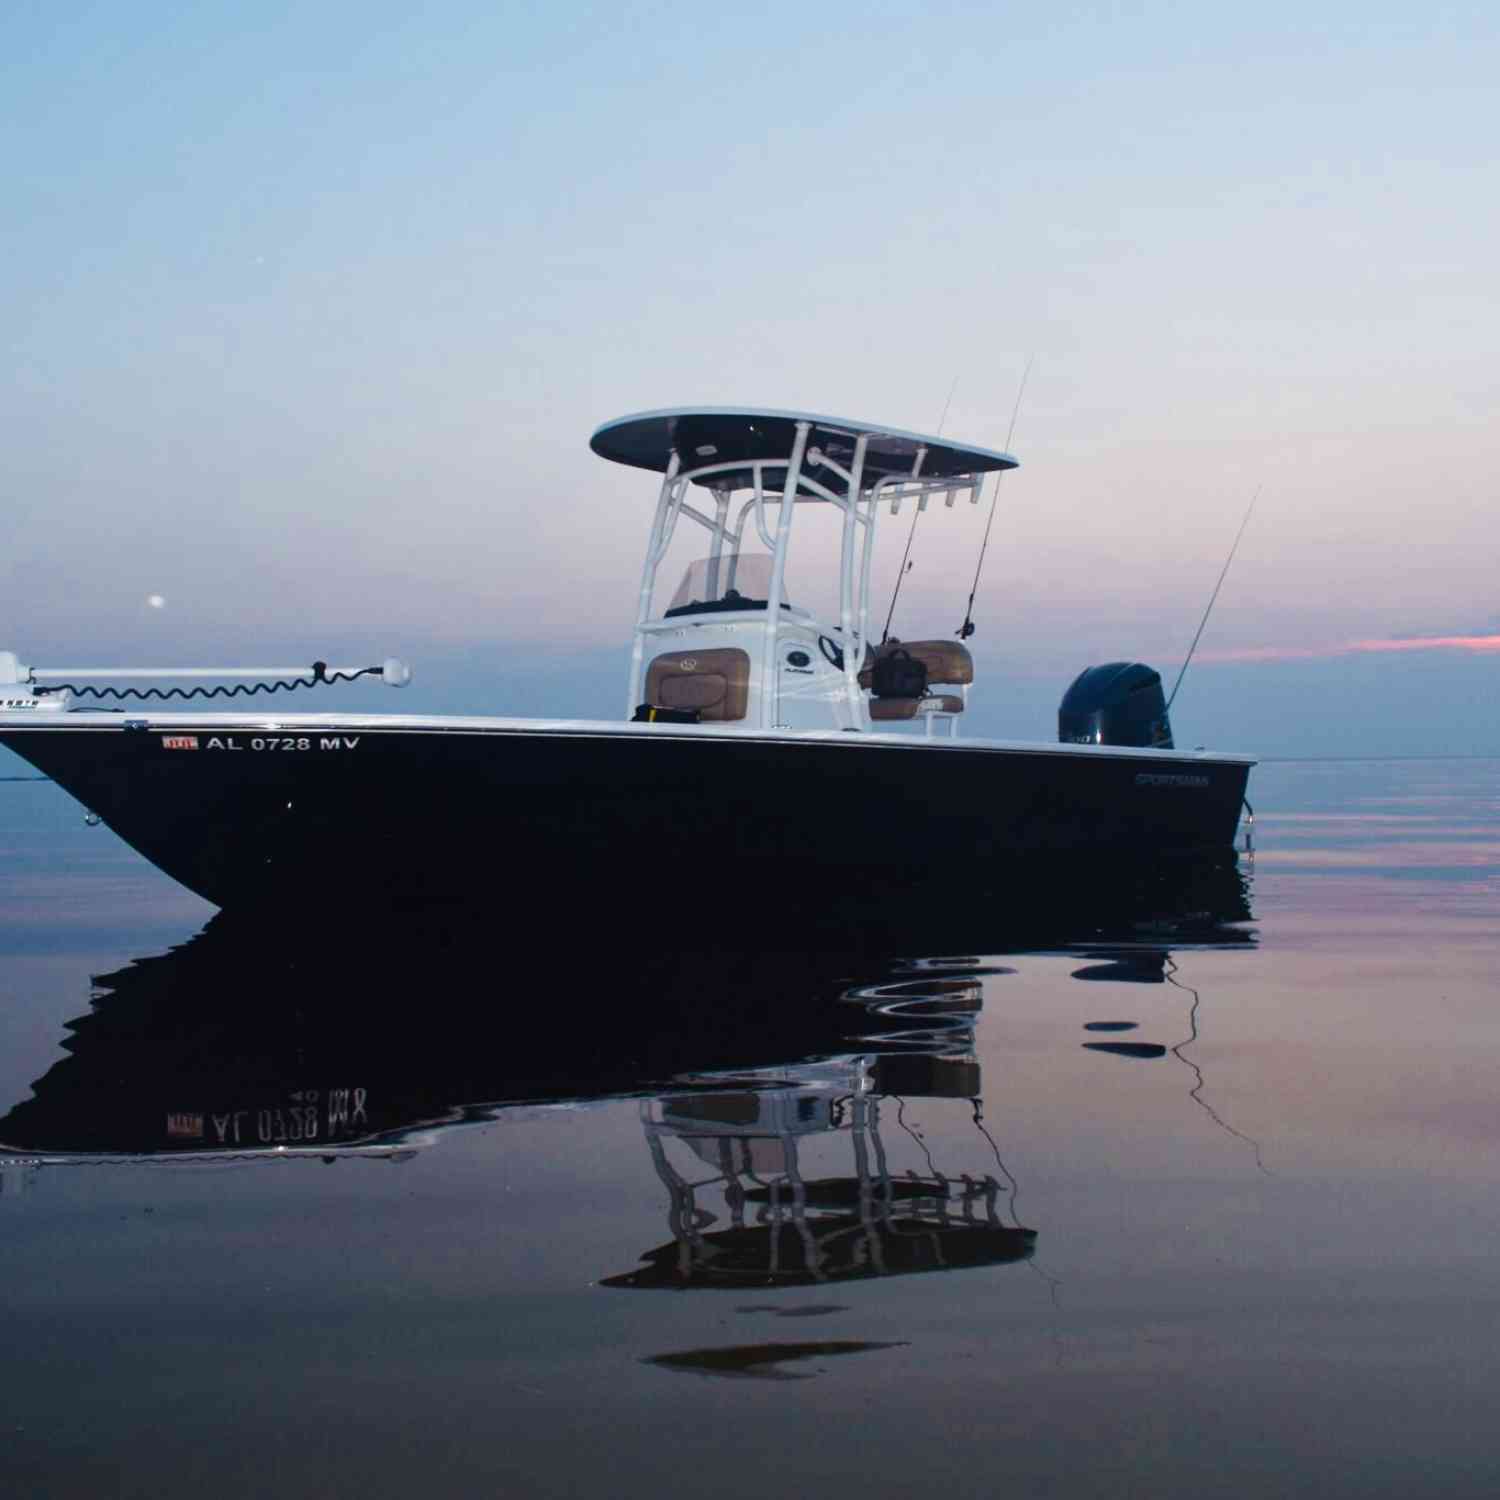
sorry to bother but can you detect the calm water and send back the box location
[3,759,1498,1498]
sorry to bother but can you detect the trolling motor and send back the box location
[1058,662,1173,749]
[0,652,70,711]
[0,650,410,709]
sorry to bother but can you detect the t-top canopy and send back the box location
[590,407,1019,490]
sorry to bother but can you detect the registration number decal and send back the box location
[166,1088,370,1146]
[163,734,363,751]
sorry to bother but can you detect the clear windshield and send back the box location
[666,554,786,615]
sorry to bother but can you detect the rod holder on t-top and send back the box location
[0,651,410,710]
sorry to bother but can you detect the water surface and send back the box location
[3,759,1498,1497]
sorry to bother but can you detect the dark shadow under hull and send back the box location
[0,853,1252,1158]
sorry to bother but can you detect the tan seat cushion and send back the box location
[645,648,750,722]
[868,693,965,721]
[859,639,974,688]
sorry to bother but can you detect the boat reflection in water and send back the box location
[1,856,1253,1286]
[0,924,990,1162]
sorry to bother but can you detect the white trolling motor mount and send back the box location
[0,650,411,711]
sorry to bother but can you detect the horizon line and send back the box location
[1202,633,1500,664]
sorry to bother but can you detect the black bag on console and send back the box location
[870,648,928,699]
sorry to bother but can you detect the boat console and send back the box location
[593,408,1018,737]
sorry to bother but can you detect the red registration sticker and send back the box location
[162,735,200,750]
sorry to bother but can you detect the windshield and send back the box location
[666,554,789,616]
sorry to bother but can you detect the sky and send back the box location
[2,1,1497,755]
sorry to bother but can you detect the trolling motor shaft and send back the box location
[0,651,410,709]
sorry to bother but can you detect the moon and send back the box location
[147,594,166,609]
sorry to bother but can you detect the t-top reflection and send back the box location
[603,1042,1038,1289]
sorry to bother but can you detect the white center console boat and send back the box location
[0,408,1253,911]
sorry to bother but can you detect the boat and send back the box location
[0,407,1254,911]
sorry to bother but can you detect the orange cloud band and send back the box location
[1204,634,1500,664]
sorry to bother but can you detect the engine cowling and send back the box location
[1059,662,1173,749]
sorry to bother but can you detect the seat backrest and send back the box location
[645,648,750,722]
[859,639,974,688]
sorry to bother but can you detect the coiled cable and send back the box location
[35,662,382,703]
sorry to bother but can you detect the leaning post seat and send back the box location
[860,639,973,724]
[868,693,967,721]
[643,648,750,722]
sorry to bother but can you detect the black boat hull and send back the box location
[0,717,1252,911]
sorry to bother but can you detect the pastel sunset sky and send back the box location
[3,1,1496,755]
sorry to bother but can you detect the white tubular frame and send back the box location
[758,421,811,727]
[627,451,682,716]
[626,425,988,730]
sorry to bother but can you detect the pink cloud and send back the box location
[1204,634,1500,664]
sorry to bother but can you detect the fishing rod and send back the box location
[881,375,959,644]
[956,354,1034,639]
[1164,487,1260,711]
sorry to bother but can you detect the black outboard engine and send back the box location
[1059,662,1173,749]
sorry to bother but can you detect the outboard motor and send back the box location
[1059,662,1173,749]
